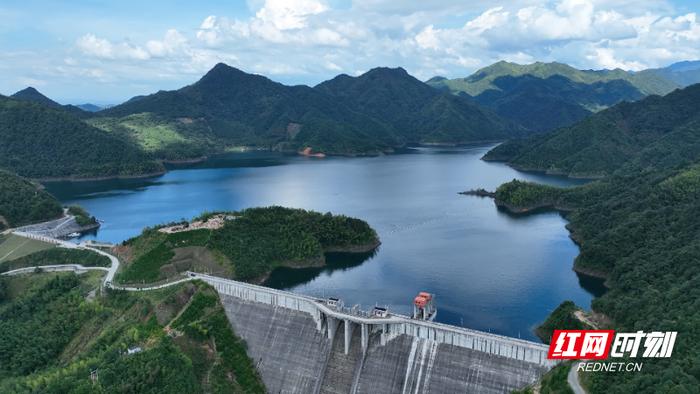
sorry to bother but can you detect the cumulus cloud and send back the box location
[63,0,700,96]
[76,34,149,60]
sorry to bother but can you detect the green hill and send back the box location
[315,67,522,143]
[427,61,680,132]
[11,87,62,109]
[489,83,700,392]
[643,60,700,88]
[100,63,522,156]
[118,206,380,283]
[11,87,87,117]
[484,83,700,177]
[0,273,265,393]
[428,61,679,96]
[0,95,163,179]
[0,170,62,230]
[466,74,644,131]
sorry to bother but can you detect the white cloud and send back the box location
[255,0,328,30]
[54,0,700,100]
[76,33,149,60]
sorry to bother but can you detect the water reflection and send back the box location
[264,249,379,290]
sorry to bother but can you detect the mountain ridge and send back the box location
[483,82,700,177]
[100,63,523,155]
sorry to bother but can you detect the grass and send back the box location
[118,229,214,284]
[0,234,55,263]
[89,113,187,152]
[118,242,175,283]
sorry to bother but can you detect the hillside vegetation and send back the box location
[0,272,265,393]
[428,61,678,97]
[489,84,700,391]
[484,83,700,177]
[0,170,62,230]
[119,206,380,283]
[315,67,521,144]
[0,96,163,179]
[99,63,522,156]
[427,61,681,132]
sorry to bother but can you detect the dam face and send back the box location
[194,273,554,394]
[221,295,547,393]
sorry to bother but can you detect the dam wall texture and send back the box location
[193,273,555,393]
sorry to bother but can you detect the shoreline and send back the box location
[480,157,605,180]
[37,169,167,183]
[32,142,504,183]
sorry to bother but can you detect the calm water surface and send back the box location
[46,145,600,341]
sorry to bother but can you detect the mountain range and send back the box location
[0,95,162,178]
[10,87,87,117]
[484,82,700,178]
[100,63,522,155]
[484,79,700,392]
[428,60,700,131]
[2,59,699,179]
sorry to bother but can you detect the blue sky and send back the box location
[1,0,699,104]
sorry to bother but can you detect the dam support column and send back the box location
[361,323,369,355]
[328,316,339,341]
[344,320,352,355]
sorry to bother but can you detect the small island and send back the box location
[115,206,380,284]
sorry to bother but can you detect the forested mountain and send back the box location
[0,95,162,178]
[428,61,678,96]
[0,274,265,392]
[315,67,521,143]
[427,61,680,132]
[464,74,643,131]
[11,87,62,108]
[490,87,700,391]
[484,83,700,177]
[643,60,700,87]
[11,87,86,116]
[77,103,102,112]
[0,170,62,230]
[119,207,379,283]
[100,63,522,155]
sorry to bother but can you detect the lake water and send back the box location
[46,145,602,341]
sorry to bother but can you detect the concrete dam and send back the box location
[192,273,556,393]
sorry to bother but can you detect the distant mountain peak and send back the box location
[201,63,247,79]
[11,87,61,108]
[426,76,447,83]
[363,66,409,77]
[195,62,270,89]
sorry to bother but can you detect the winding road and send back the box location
[568,362,587,394]
[1,231,196,292]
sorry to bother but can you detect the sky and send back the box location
[1,0,699,104]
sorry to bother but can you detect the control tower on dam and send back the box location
[190,272,556,393]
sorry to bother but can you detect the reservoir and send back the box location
[46,144,600,341]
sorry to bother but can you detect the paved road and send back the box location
[2,264,109,276]
[568,362,587,394]
[6,231,196,292]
